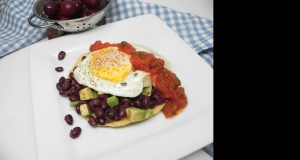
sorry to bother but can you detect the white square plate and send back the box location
[29,14,213,160]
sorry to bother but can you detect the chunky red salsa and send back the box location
[89,40,188,118]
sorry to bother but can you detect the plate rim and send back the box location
[28,14,213,160]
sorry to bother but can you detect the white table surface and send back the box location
[0,0,213,160]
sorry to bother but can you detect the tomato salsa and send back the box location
[89,41,188,118]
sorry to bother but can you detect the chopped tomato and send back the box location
[89,41,110,51]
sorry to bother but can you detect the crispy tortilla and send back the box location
[82,103,165,127]
[69,52,165,127]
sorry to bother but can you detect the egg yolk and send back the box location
[89,47,132,82]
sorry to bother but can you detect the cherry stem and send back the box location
[83,5,89,12]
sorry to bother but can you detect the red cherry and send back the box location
[85,0,101,9]
[60,0,76,17]
[43,1,58,16]
[74,0,84,15]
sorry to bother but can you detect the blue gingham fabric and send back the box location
[1,0,214,68]
[0,0,47,58]
[106,0,214,68]
[0,0,213,155]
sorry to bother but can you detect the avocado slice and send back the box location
[79,88,94,100]
[126,107,146,122]
[92,89,98,98]
[107,96,119,108]
[69,101,79,107]
[80,104,91,116]
[144,109,154,119]
[142,86,152,96]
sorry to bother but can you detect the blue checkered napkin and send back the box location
[0,0,47,58]
[203,143,214,157]
[105,0,214,67]
[199,47,214,68]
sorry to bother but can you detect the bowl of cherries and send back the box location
[28,0,112,32]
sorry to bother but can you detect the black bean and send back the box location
[65,90,72,97]
[59,90,64,96]
[92,98,101,107]
[114,112,119,120]
[88,116,97,126]
[64,114,73,125]
[58,51,66,60]
[93,107,104,117]
[98,94,109,100]
[69,72,75,80]
[79,101,88,104]
[70,127,81,138]
[118,105,126,119]
[114,105,119,112]
[73,82,83,90]
[113,106,120,120]
[55,67,64,72]
[87,101,95,111]
[130,101,134,106]
[81,56,86,61]
[133,99,142,108]
[69,86,75,91]
[120,104,129,108]
[152,93,164,105]
[100,100,108,110]
[75,103,81,114]
[62,83,71,91]
[65,78,72,84]
[152,87,157,94]
[56,83,62,90]
[105,108,116,119]
[59,76,65,83]
[97,117,106,125]
[104,116,113,123]
[69,95,80,102]
[149,100,157,109]
[62,91,69,97]
[70,88,79,96]
[135,94,143,101]
[142,95,150,109]
[120,97,131,104]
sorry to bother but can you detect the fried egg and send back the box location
[73,47,151,98]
